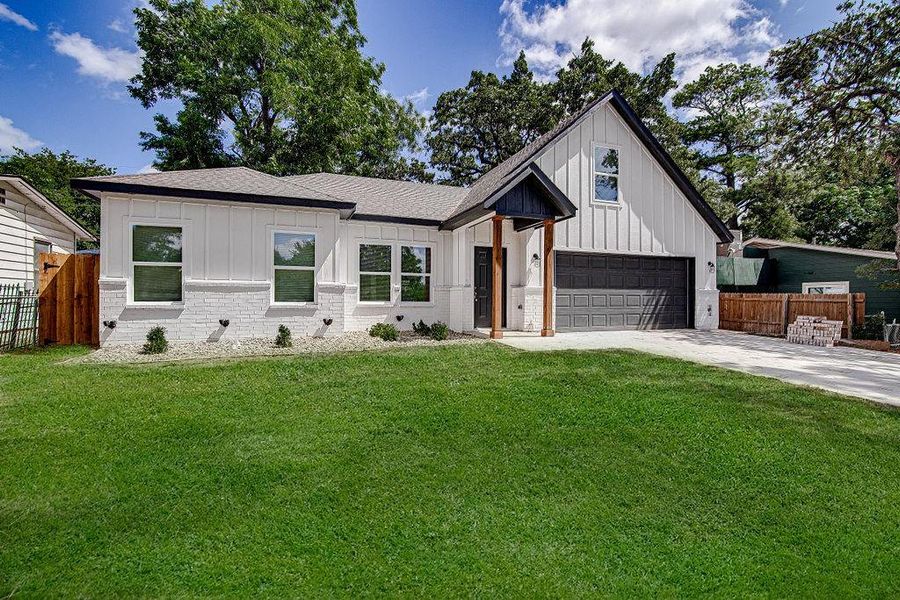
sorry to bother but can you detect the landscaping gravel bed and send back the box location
[73,331,485,364]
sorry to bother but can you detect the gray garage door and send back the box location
[556,252,692,331]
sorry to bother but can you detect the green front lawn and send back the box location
[1,345,899,597]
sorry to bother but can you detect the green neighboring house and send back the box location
[717,237,900,323]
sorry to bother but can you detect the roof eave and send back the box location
[606,91,733,244]
[1,175,96,241]
[71,179,357,211]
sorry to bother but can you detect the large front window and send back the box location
[359,244,392,302]
[273,232,315,303]
[593,145,619,203]
[400,245,431,302]
[132,225,182,302]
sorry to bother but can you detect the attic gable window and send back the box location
[592,145,620,204]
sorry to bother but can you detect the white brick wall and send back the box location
[100,279,351,345]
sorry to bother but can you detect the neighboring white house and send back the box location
[74,91,732,345]
[0,175,96,289]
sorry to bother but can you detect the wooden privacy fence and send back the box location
[0,284,39,351]
[38,252,100,346]
[719,292,865,339]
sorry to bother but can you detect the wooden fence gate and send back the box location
[719,292,865,339]
[38,252,100,346]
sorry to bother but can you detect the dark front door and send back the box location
[555,252,693,331]
[474,246,507,328]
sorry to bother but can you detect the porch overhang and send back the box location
[439,163,576,231]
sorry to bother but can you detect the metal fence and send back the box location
[0,284,39,351]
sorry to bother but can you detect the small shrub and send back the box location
[852,312,886,341]
[142,326,168,354]
[369,322,399,341]
[275,324,293,348]
[412,319,431,336]
[430,322,449,341]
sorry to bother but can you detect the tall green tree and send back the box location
[672,63,771,229]
[0,148,113,240]
[427,40,682,187]
[139,102,236,171]
[131,0,427,180]
[769,0,900,271]
[553,39,680,154]
[426,52,556,185]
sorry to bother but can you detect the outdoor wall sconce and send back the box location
[707,261,716,273]
[396,315,405,322]
[103,320,117,329]
[323,318,333,326]
[219,319,230,327]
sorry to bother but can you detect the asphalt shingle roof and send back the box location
[283,173,468,222]
[69,92,730,241]
[74,166,347,205]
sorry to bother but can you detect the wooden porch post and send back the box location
[541,218,555,337]
[491,216,504,339]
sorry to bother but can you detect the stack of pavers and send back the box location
[786,315,843,347]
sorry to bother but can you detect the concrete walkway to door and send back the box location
[497,329,900,407]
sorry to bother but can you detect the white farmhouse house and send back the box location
[0,175,96,289]
[75,91,732,345]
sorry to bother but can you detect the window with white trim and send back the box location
[400,245,431,302]
[802,281,849,294]
[592,145,619,203]
[359,244,392,302]
[273,232,316,303]
[132,225,183,302]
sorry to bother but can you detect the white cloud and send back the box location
[0,3,37,31]
[0,115,42,153]
[405,87,431,106]
[498,0,781,82]
[107,19,130,34]
[137,163,160,174]
[49,31,142,83]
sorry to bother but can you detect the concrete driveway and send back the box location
[497,329,900,406]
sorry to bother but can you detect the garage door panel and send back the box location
[556,252,691,331]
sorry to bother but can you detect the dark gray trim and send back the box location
[439,204,492,231]
[349,213,442,227]
[72,179,356,210]
[527,164,577,217]
[606,91,732,243]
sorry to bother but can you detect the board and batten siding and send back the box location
[98,193,458,343]
[533,102,719,324]
[0,182,76,287]
[100,194,342,285]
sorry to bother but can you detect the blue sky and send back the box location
[0,0,839,174]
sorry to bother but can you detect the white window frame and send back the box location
[271,229,317,306]
[802,281,850,294]
[128,222,184,306]
[399,244,434,305]
[591,141,621,205]
[358,242,394,305]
